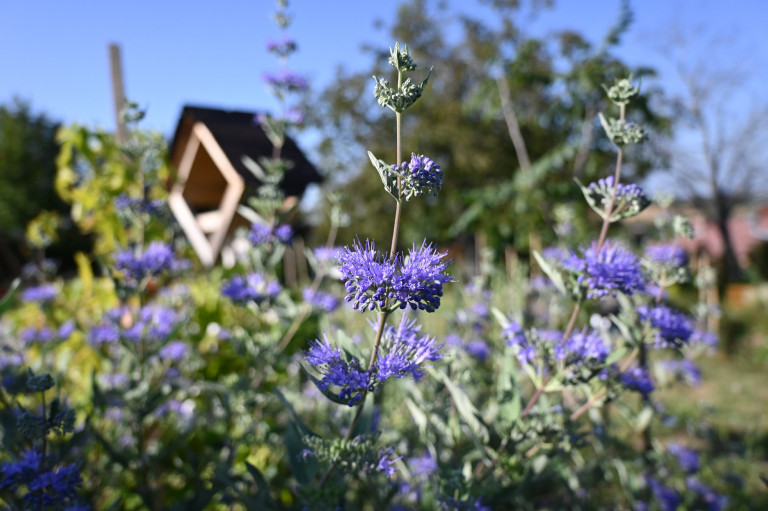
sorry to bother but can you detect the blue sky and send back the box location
[2,0,767,150]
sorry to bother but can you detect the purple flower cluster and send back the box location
[314,246,343,262]
[302,287,340,313]
[502,320,535,364]
[114,193,165,216]
[667,443,699,474]
[248,222,293,245]
[20,321,75,346]
[221,273,282,305]
[584,176,650,220]
[646,476,681,511]
[88,305,180,347]
[564,240,645,299]
[338,239,453,313]
[158,341,188,362]
[554,330,610,365]
[114,241,183,285]
[0,450,83,508]
[305,337,371,405]
[686,477,728,511]
[637,305,693,348]
[408,452,438,477]
[262,69,309,92]
[390,154,443,200]
[661,358,701,386]
[265,37,297,57]
[620,367,655,397]
[306,318,441,406]
[644,244,688,269]
[375,448,401,478]
[376,316,442,381]
[21,283,58,304]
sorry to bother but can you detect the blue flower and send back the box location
[0,450,83,507]
[393,241,454,312]
[408,452,437,477]
[564,240,645,299]
[21,284,57,304]
[248,222,293,245]
[686,477,727,511]
[667,443,699,474]
[302,288,340,313]
[263,69,309,92]
[621,367,654,397]
[21,326,54,345]
[638,305,693,348]
[644,244,688,268]
[338,239,397,312]
[158,341,188,362]
[646,476,681,511]
[376,316,442,381]
[376,448,401,478]
[339,239,453,313]
[265,37,297,57]
[503,320,535,364]
[306,317,441,405]
[661,358,701,386]
[305,337,371,405]
[88,324,120,346]
[586,176,650,221]
[114,193,165,216]
[222,273,282,305]
[313,246,343,262]
[464,339,490,361]
[555,329,609,364]
[391,154,443,200]
[114,241,180,284]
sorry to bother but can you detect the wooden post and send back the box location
[109,43,129,144]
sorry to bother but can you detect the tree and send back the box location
[305,0,670,265]
[0,99,65,283]
[653,32,768,284]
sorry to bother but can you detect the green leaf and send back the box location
[368,151,399,201]
[299,361,358,406]
[532,250,567,296]
[635,405,654,432]
[406,396,428,435]
[245,461,276,509]
[0,278,20,317]
[285,421,318,486]
[605,347,627,366]
[429,368,488,443]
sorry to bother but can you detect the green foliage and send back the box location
[307,0,670,258]
[0,98,64,236]
[54,113,173,258]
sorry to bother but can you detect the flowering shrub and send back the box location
[0,6,753,510]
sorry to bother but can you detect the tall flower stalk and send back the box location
[305,42,446,491]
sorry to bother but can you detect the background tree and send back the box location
[0,99,89,286]
[305,0,670,269]
[653,31,768,286]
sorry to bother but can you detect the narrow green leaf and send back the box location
[430,368,488,442]
[245,461,275,509]
[0,278,20,317]
[605,347,628,366]
[532,250,567,296]
[635,405,654,432]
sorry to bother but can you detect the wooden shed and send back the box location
[167,105,322,267]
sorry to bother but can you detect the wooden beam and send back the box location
[108,43,129,144]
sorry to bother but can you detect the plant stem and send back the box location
[518,101,626,423]
[276,220,339,353]
[320,74,406,488]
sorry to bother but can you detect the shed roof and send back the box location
[169,105,322,197]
